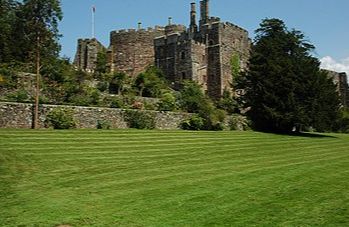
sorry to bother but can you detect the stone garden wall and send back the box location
[0,102,191,129]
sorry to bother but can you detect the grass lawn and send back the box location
[0,129,348,226]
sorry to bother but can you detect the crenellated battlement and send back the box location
[111,26,165,35]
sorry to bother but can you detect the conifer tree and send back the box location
[244,18,340,133]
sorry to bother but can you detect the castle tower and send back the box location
[200,0,209,26]
[190,2,198,34]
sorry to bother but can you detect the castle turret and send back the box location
[200,0,209,26]
[190,2,198,34]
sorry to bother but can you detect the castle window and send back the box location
[209,40,214,46]
[181,72,186,80]
[181,51,186,60]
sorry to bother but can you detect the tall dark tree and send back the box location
[0,0,19,63]
[244,18,340,133]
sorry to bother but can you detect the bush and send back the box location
[97,120,111,129]
[181,115,205,131]
[46,108,76,129]
[110,97,124,108]
[124,110,156,129]
[158,92,177,111]
[96,81,108,92]
[229,114,250,131]
[6,90,29,102]
[144,101,156,110]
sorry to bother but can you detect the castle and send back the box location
[74,0,251,99]
[73,0,349,107]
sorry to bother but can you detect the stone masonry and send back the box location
[155,0,251,98]
[73,38,106,73]
[326,70,349,107]
[0,102,191,129]
[74,0,251,99]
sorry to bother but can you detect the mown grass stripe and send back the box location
[1,129,348,226]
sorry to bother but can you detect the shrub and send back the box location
[46,108,76,129]
[96,81,108,92]
[110,97,124,108]
[124,110,156,129]
[97,120,111,129]
[144,101,156,110]
[6,90,29,102]
[181,115,205,131]
[158,92,177,111]
[229,114,250,131]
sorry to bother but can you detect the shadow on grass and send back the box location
[271,132,338,139]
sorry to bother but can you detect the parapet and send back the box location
[111,26,165,35]
[222,22,249,34]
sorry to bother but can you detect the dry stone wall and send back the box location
[0,102,191,129]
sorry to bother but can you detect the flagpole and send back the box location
[92,5,95,38]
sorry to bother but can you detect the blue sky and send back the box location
[59,0,349,74]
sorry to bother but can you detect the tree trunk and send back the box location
[33,36,40,129]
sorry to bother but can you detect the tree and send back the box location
[109,72,128,95]
[20,0,62,128]
[134,66,167,97]
[179,81,226,130]
[0,0,18,63]
[244,18,340,133]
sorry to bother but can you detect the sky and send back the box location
[59,0,349,75]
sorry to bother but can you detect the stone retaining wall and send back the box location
[0,102,191,129]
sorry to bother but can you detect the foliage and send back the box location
[109,97,124,109]
[143,101,156,111]
[6,90,29,102]
[179,81,226,130]
[94,51,107,78]
[134,66,167,98]
[178,80,206,113]
[217,90,239,114]
[46,108,76,129]
[181,114,205,131]
[68,86,101,107]
[229,114,251,131]
[96,81,108,92]
[244,18,340,133]
[158,92,177,111]
[335,108,349,133]
[96,120,111,130]
[109,72,128,95]
[124,110,156,129]
[0,66,18,88]
[230,54,240,81]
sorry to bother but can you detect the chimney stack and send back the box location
[190,2,197,33]
[200,0,209,25]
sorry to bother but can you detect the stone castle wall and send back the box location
[0,102,191,130]
[326,70,349,107]
[74,38,106,73]
[108,27,165,77]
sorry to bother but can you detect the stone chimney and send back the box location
[200,0,209,25]
[190,2,198,33]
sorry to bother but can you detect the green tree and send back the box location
[244,18,340,133]
[20,0,63,63]
[109,72,128,95]
[134,66,167,97]
[0,0,19,63]
[179,81,226,130]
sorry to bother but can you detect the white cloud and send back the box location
[320,56,349,76]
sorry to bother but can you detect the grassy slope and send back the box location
[0,129,348,226]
